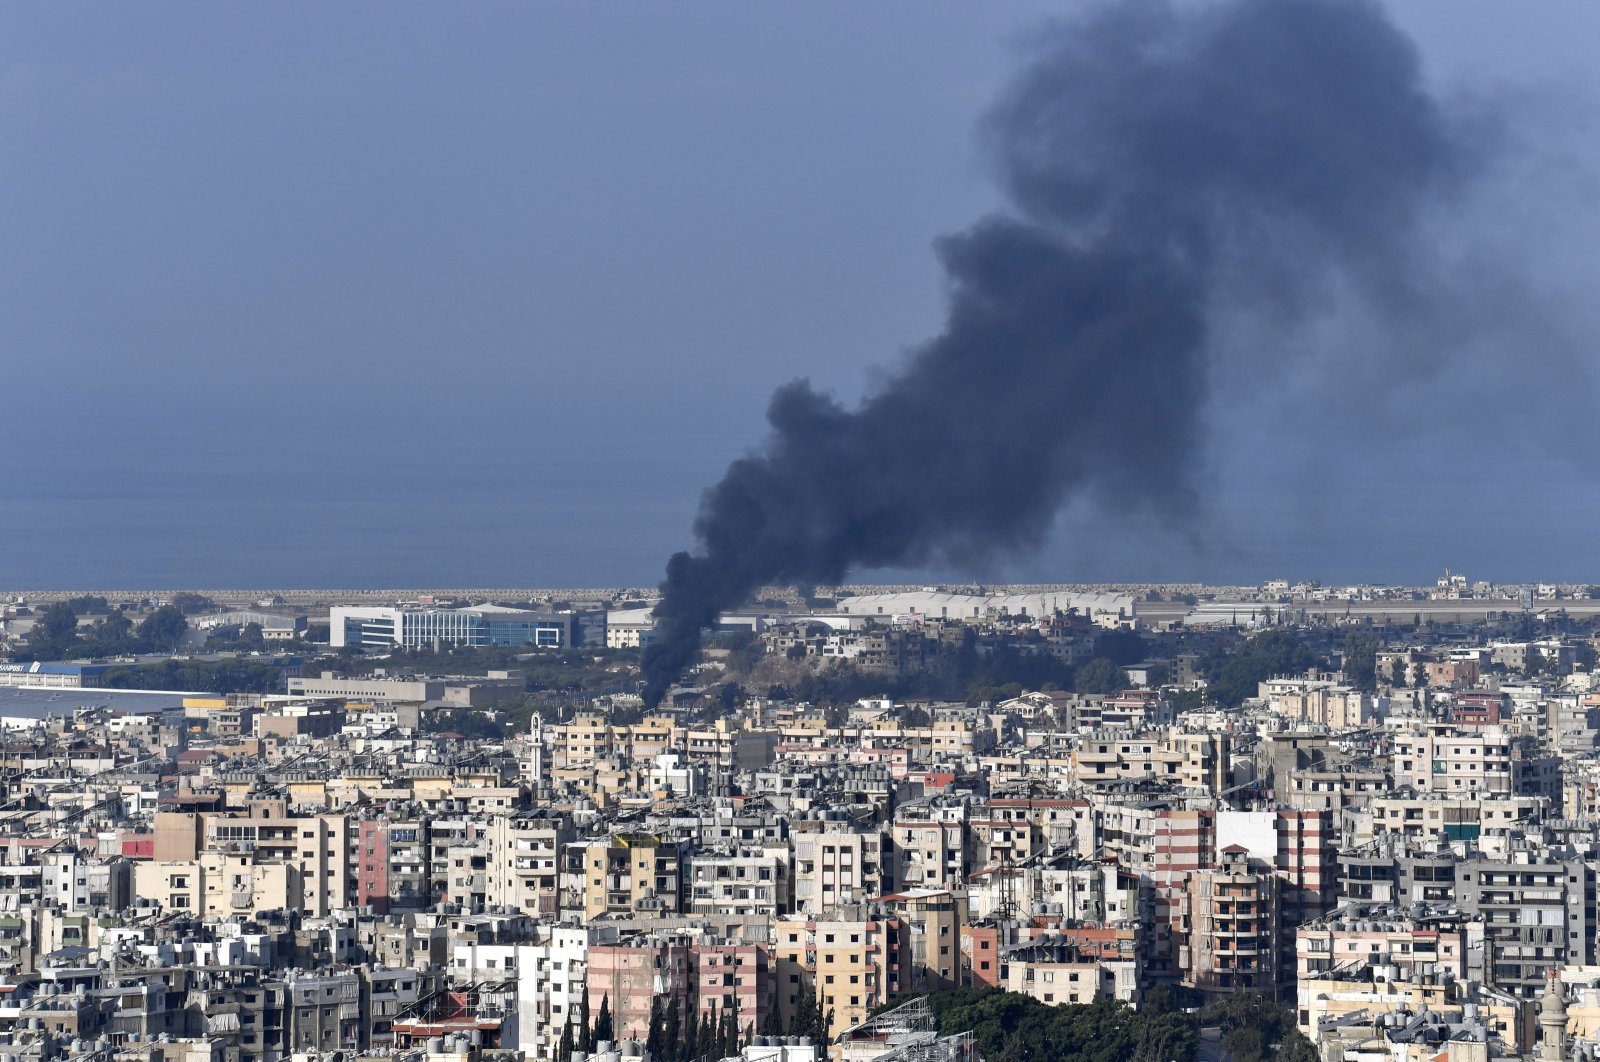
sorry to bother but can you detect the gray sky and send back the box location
[3,2,1598,590]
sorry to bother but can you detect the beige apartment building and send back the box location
[483,816,567,917]
[889,818,968,891]
[132,854,300,917]
[150,800,352,916]
[774,911,902,1040]
[1267,682,1374,729]
[1392,724,1518,796]
[792,828,885,914]
[1071,728,1230,792]
[1362,795,1542,846]
[578,834,683,920]
[1176,847,1281,997]
[1000,933,1138,1007]
[877,887,963,993]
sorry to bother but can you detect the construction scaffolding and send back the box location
[391,978,518,1047]
[836,997,978,1062]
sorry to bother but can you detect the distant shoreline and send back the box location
[0,582,1230,607]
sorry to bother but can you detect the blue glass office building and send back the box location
[332,606,602,649]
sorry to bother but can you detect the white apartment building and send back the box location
[515,925,620,1062]
[792,828,885,914]
[1392,724,1517,796]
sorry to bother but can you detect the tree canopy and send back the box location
[1074,656,1124,695]
[919,990,1310,1062]
[924,990,1196,1062]
[1200,629,1322,707]
[19,602,193,661]
[27,603,81,659]
[136,605,189,652]
[1341,629,1380,693]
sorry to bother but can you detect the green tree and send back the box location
[593,993,614,1046]
[579,991,592,1053]
[137,605,189,652]
[1092,628,1146,667]
[1341,629,1379,693]
[759,1000,783,1037]
[923,991,1198,1062]
[1524,647,1545,678]
[1196,993,1305,1062]
[1074,657,1122,695]
[102,658,285,695]
[718,998,737,1058]
[1411,662,1430,688]
[790,976,824,1041]
[81,612,136,656]
[28,602,80,658]
[1141,984,1176,1015]
[725,992,744,1056]
[662,991,682,1062]
[203,622,268,653]
[1201,629,1321,708]
[1168,688,1204,713]
[1389,657,1407,688]
[697,1008,715,1060]
[646,997,665,1060]
[170,592,216,615]
[1223,1024,1266,1062]
[1279,1029,1320,1062]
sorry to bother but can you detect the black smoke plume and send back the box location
[643,0,1474,705]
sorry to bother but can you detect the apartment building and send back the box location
[514,925,619,1061]
[888,818,968,892]
[1391,724,1521,797]
[791,828,885,914]
[1364,795,1543,846]
[353,817,432,914]
[1266,682,1375,729]
[578,834,683,920]
[686,846,792,918]
[773,911,904,1041]
[1070,728,1229,791]
[1456,853,1596,998]
[1295,909,1470,985]
[1000,933,1139,1006]
[876,888,962,993]
[1176,846,1282,996]
[483,815,568,917]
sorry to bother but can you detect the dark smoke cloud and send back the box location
[643,0,1477,704]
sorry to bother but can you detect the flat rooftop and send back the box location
[0,686,194,721]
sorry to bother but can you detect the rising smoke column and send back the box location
[643,0,1471,705]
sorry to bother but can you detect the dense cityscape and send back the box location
[10,0,1600,1061]
[1,576,1599,1062]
